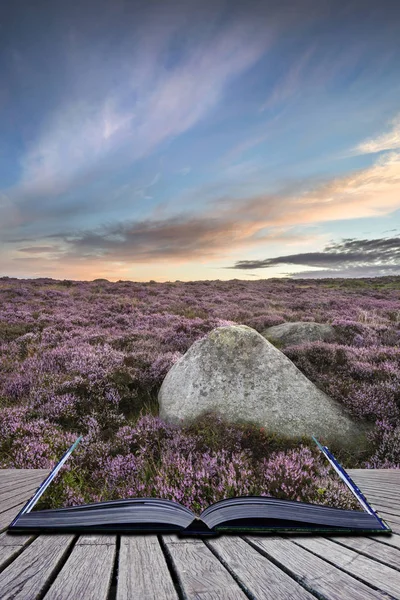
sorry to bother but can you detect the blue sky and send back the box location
[1,0,400,281]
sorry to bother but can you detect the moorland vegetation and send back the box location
[0,276,399,512]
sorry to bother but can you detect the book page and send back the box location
[29,412,364,520]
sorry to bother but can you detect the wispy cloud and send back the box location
[260,45,316,112]
[17,246,61,254]
[177,167,192,175]
[353,113,400,155]
[5,6,276,213]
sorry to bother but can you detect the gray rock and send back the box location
[262,321,337,347]
[158,325,370,451]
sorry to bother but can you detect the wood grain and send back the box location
[0,504,29,532]
[359,499,400,517]
[326,535,400,570]
[0,532,35,571]
[294,536,400,597]
[162,535,247,599]
[0,489,43,515]
[207,535,316,599]
[366,532,400,550]
[117,535,178,600]
[0,481,46,504]
[0,535,75,599]
[245,535,389,600]
[44,535,116,600]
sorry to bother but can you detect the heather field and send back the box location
[1,275,399,513]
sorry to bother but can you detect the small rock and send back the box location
[262,321,337,347]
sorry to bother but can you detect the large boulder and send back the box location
[262,321,337,347]
[158,325,370,452]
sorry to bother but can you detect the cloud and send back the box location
[353,113,400,155]
[228,236,400,275]
[3,141,400,278]
[178,166,192,175]
[17,246,61,254]
[260,45,316,112]
[283,265,400,279]
[132,172,161,200]
[4,3,277,214]
[56,217,315,263]
[223,150,400,229]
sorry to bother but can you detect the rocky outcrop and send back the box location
[262,321,337,347]
[158,325,370,451]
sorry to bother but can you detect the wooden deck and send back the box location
[0,469,399,599]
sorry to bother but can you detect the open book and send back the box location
[8,436,391,536]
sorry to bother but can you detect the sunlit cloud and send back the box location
[2,0,400,280]
[353,113,400,155]
[225,151,400,229]
[4,146,398,276]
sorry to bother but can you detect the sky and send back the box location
[1,0,400,282]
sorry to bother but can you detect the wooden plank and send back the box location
[377,512,400,526]
[0,473,47,488]
[360,498,400,516]
[206,535,316,599]
[353,483,400,495]
[350,473,400,480]
[348,469,400,477]
[0,481,45,504]
[361,496,399,508]
[0,532,35,571]
[0,503,28,532]
[349,469,400,476]
[356,486,400,492]
[349,469,400,471]
[354,483,400,494]
[0,534,75,599]
[384,520,400,535]
[0,470,50,480]
[294,536,400,597]
[361,496,400,510]
[350,480,400,489]
[0,477,47,494]
[359,497,400,513]
[117,535,178,600]
[367,532,400,550]
[327,535,400,570]
[0,470,50,477]
[353,482,400,489]
[0,470,48,479]
[161,535,247,599]
[76,534,116,545]
[350,483,400,494]
[0,490,42,515]
[0,532,32,546]
[0,472,49,485]
[244,535,389,600]
[44,535,116,600]
[351,476,400,483]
